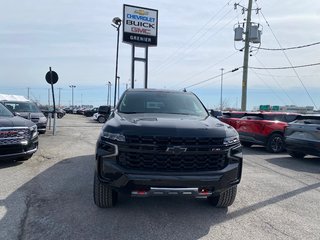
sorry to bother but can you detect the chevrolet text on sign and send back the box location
[123,4,158,46]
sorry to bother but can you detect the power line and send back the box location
[191,69,242,91]
[252,56,295,104]
[156,14,239,88]
[252,41,320,51]
[182,67,241,90]
[152,5,240,80]
[250,72,317,78]
[169,50,240,89]
[258,7,318,110]
[150,1,237,75]
[249,62,320,70]
[250,68,288,105]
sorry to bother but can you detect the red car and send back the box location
[220,112,300,153]
[219,111,246,129]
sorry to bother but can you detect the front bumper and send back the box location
[285,138,320,157]
[96,143,242,193]
[36,123,47,133]
[0,138,38,161]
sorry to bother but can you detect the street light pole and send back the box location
[220,68,224,111]
[107,81,111,105]
[112,17,122,108]
[69,85,76,109]
[117,76,120,100]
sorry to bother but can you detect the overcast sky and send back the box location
[1,0,320,109]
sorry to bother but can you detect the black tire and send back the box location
[97,116,106,123]
[93,172,118,208]
[208,185,237,208]
[241,141,252,147]
[288,151,306,159]
[57,113,63,119]
[266,133,284,153]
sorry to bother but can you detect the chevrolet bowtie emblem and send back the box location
[166,146,187,154]
[134,9,149,16]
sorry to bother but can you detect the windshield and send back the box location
[118,91,208,117]
[3,101,41,113]
[0,103,14,117]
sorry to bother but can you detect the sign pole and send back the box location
[144,46,148,89]
[45,68,59,135]
[122,4,158,90]
[131,45,135,89]
[49,67,57,135]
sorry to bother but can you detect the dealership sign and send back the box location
[123,4,158,46]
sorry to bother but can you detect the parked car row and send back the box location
[218,111,320,158]
[39,106,66,119]
[0,94,67,163]
[63,105,112,123]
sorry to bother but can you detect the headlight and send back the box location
[39,116,47,123]
[29,125,38,139]
[224,126,240,145]
[102,132,126,142]
[223,136,240,145]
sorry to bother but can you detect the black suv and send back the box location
[96,105,111,123]
[0,103,38,161]
[285,115,320,158]
[94,89,242,208]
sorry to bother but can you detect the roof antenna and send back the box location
[183,88,187,92]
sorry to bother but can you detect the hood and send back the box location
[17,112,44,119]
[0,116,35,128]
[104,112,234,138]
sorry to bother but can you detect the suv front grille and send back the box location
[125,135,224,146]
[116,135,228,172]
[118,152,226,172]
[0,128,31,146]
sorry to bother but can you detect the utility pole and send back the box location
[69,85,76,108]
[27,87,30,99]
[220,68,224,111]
[48,88,51,106]
[58,88,62,107]
[241,0,253,111]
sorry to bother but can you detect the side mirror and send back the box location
[209,110,222,118]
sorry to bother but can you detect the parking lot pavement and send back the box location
[1,114,319,240]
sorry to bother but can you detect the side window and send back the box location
[241,116,262,120]
[273,115,284,121]
[4,103,15,112]
[285,115,299,123]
